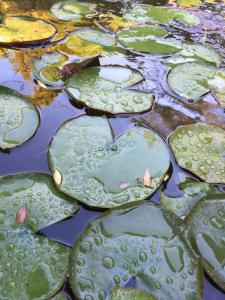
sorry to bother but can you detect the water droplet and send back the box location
[198,133,213,144]
[102,256,115,269]
[166,275,173,284]
[120,245,127,252]
[155,281,161,289]
[164,245,184,273]
[139,251,147,262]
[150,266,156,274]
[77,258,85,266]
[98,290,106,300]
[113,275,120,284]
[79,241,92,254]
[175,144,187,152]
[210,216,224,229]
[94,236,102,246]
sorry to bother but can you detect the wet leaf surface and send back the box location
[169,123,225,183]
[186,196,225,291]
[49,116,170,208]
[0,85,39,150]
[66,66,154,114]
[110,287,156,300]
[70,202,202,300]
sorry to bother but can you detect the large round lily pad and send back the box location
[117,26,182,54]
[169,123,225,184]
[50,1,97,21]
[65,66,154,114]
[74,27,116,46]
[123,4,200,26]
[185,196,225,291]
[0,173,78,299]
[48,116,170,208]
[0,16,56,46]
[70,202,202,299]
[32,52,68,87]
[167,62,217,101]
[161,177,221,219]
[0,85,39,150]
[111,287,156,300]
[208,70,225,107]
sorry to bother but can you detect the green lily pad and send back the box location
[0,173,78,299]
[186,196,225,290]
[0,85,39,150]
[123,4,200,26]
[111,287,156,300]
[32,52,68,87]
[0,173,79,231]
[165,43,222,68]
[0,16,56,46]
[70,202,202,299]
[117,26,182,54]
[208,70,225,107]
[167,62,217,101]
[65,66,154,114]
[48,116,170,208]
[50,1,97,21]
[52,292,67,300]
[169,123,225,184]
[74,27,116,46]
[161,177,221,219]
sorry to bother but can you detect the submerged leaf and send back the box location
[0,16,56,46]
[48,116,170,208]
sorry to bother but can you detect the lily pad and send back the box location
[50,1,97,21]
[0,173,79,231]
[208,70,225,107]
[0,173,78,299]
[111,287,156,300]
[167,62,217,101]
[161,177,221,219]
[70,202,202,299]
[186,196,225,290]
[165,43,222,67]
[48,116,170,208]
[169,123,225,184]
[65,66,154,114]
[123,4,200,26]
[53,292,67,300]
[0,16,56,46]
[0,85,39,150]
[32,52,68,87]
[117,26,182,54]
[74,27,116,46]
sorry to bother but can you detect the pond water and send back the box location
[0,0,225,299]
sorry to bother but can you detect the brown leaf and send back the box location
[60,56,100,75]
[16,204,27,225]
[120,183,130,189]
[143,169,151,187]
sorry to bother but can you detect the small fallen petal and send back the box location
[143,169,151,187]
[53,169,62,185]
[120,183,130,189]
[16,204,27,225]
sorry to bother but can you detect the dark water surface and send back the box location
[0,0,225,299]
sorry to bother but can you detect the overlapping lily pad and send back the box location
[74,27,116,46]
[165,43,222,67]
[117,26,182,54]
[186,196,225,290]
[32,52,68,87]
[53,292,67,300]
[0,173,78,299]
[48,116,170,208]
[0,86,39,150]
[65,66,154,114]
[111,287,156,300]
[169,123,225,183]
[161,177,221,219]
[50,1,97,21]
[0,16,56,46]
[167,62,217,100]
[123,4,200,26]
[70,202,202,299]
[208,70,225,107]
